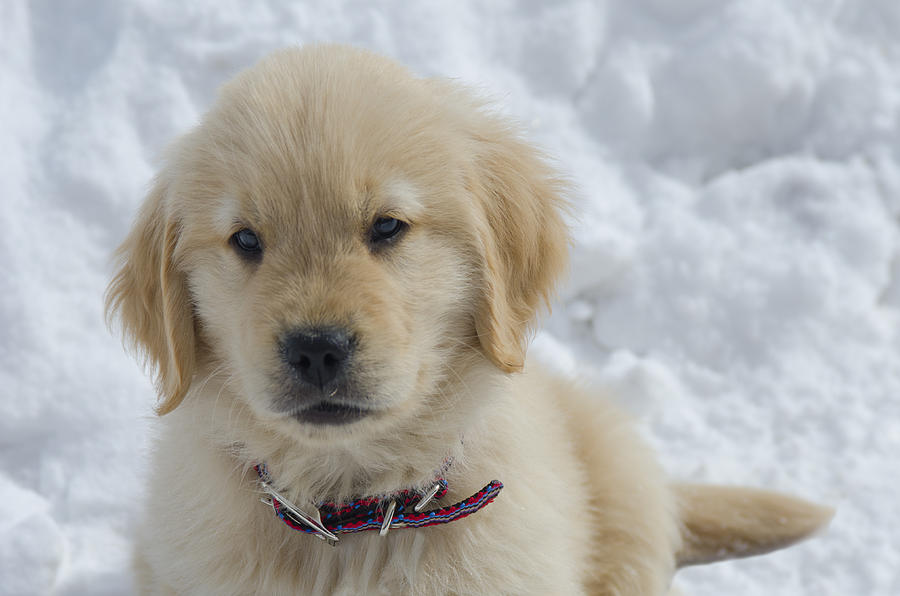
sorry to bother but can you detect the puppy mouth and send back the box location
[293,401,372,425]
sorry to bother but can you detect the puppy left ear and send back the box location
[105,176,196,414]
[469,126,570,372]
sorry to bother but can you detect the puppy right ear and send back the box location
[467,126,570,373]
[105,177,196,415]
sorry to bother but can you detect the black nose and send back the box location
[282,328,353,389]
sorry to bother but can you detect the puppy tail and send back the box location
[673,483,834,568]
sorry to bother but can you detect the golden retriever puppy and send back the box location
[107,45,832,595]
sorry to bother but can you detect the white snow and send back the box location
[2,1,899,594]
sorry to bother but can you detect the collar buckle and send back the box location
[258,476,340,544]
[414,482,443,512]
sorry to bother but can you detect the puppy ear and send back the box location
[469,127,570,372]
[105,177,195,414]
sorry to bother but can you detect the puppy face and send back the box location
[183,144,477,440]
[107,46,569,446]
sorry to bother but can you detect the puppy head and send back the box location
[106,46,568,442]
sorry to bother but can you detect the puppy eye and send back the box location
[230,228,262,260]
[369,217,407,245]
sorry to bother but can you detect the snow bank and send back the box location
[2,1,898,594]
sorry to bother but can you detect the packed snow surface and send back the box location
[2,1,899,594]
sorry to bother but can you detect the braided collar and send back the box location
[255,463,503,545]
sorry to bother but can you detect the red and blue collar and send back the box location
[255,463,503,545]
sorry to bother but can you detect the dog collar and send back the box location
[255,463,503,545]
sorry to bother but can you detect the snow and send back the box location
[2,1,898,594]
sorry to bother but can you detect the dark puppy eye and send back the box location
[230,228,262,260]
[369,217,406,245]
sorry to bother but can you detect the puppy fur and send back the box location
[108,45,832,595]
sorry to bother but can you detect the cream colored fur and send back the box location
[108,45,831,596]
